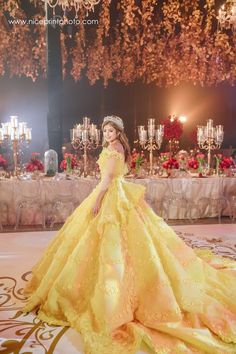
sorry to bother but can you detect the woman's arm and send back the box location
[92,155,118,216]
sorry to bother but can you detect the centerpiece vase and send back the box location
[66,158,72,174]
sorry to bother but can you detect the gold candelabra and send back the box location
[197,119,224,172]
[0,116,32,176]
[70,117,101,177]
[137,118,164,175]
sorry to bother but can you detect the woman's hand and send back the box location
[93,197,102,216]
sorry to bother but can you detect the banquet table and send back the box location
[0,176,236,227]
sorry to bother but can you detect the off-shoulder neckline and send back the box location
[104,147,125,159]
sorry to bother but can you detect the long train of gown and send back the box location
[23,148,236,354]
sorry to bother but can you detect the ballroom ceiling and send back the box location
[0,0,235,87]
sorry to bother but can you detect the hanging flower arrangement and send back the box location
[0,0,236,86]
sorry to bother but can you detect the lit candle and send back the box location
[19,122,27,135]
[26,128,32,141]
[141,130,147,142]
[216,125,224,142]
[155,126,164,143]
[148,122,155,138]
[11,129,19,141]
[90,124,96,137]
[96,129,100,143]
[83,117,90,127]
[206,119,213,137]
[2,123,10,137]
[138,126,144,141]
[70,128,75,141]
[148,118,155,127]
[76,124,82,138]
[82,130,88,141]
[197,126,203,143]
[10,116,18,128]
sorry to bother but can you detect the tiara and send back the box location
[103,115,124,131]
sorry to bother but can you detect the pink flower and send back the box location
[196,153,205,160]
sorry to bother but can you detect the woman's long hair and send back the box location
[102,120,131,165]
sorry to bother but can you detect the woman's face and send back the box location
[103,123,118,143]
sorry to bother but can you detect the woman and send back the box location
[24,116,236,354]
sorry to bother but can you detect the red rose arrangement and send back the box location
[188,157,199,170]
[162,157,179,170]
[60,153,77,171]
[219,156,234,169]
[162,115,183,140]
[26,152,44,172]
[131,149,145,170]
[0,154,7,169]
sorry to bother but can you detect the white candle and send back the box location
[96,129,100,143]
[11,129,19,141]
[148,124,155,138]
[138,126,144,141]
[76,124,82,138]
[90,124,96,137]
[19,122,27,135]
[10,116,18,128]
[0,128,3,141]
[2,123,10,136]
[141,130,147,142]
[83,117,90,127]
[82,130,88,141]
[26,128,32,141]
[148,118,155,128]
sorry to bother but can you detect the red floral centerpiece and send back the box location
[188,157,199,170]
[219,156,234,170]
[60,153,77,173]
[162,115,183,154]
[162,157,179,171]
[26,152,44,172]
[131,148,145,175]
[0,154,7,169]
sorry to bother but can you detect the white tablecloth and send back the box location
[0,176,236,226]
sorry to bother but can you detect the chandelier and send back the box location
[39,0,101,14]
[218,0,236,32]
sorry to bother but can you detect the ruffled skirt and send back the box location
[23,178,236,354]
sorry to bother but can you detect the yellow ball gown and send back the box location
[23,148,236,354]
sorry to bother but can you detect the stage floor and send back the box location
[1,224,236,353]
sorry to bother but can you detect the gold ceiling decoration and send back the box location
[218,0,236,32]
[39,0,101,14]
[0,0,236,87]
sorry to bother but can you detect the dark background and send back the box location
[0,76,235,156]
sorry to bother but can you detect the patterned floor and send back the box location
[0,225,236,354]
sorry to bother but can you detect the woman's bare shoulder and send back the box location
[108,143,124,156]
